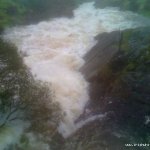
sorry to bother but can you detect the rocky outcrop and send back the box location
[80,31,122,80]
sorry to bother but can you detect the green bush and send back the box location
[0,0,25,30]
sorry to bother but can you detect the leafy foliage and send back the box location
[0,0,25,30]
[95,0,150,17]
[0,0,78,30]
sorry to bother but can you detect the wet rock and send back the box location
[87,27,150,142]
[80,31,121,79]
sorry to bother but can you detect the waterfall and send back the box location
[3,2,150,138]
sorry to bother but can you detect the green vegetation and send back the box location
[0,0,78,31]
[95,0,150,17]
[0,0,25,30]
[111,28,150,99]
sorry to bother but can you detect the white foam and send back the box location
[3,2,150,138]
[76,113,107,129]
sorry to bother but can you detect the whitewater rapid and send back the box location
[3,2,150,138]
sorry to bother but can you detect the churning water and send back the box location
[2,1,150,141]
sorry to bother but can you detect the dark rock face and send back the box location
[80,31,122,80]
[79,27,150,146]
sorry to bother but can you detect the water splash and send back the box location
[3,2,150,138]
